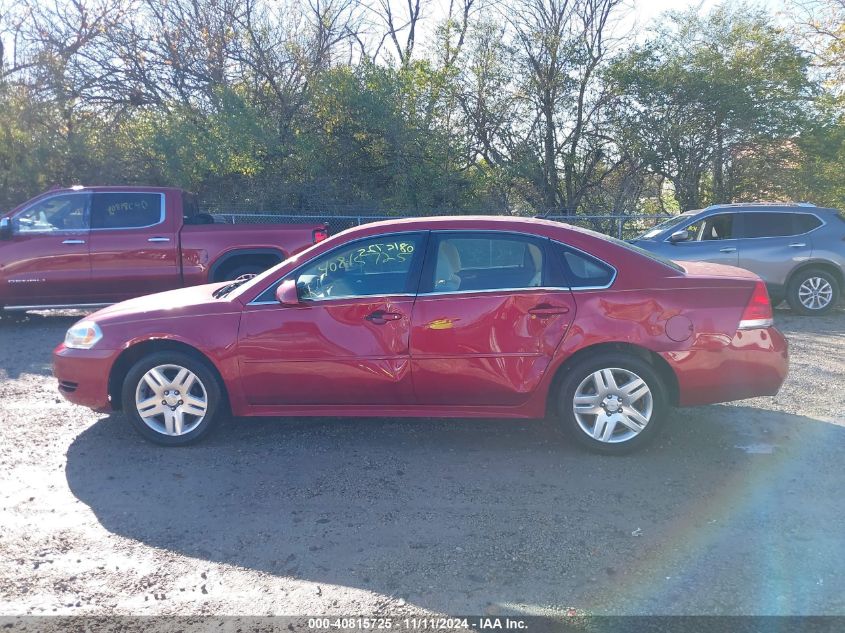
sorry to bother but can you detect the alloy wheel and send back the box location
[134,364,208,436]
[572,367,654,443]
[798,277,834,311]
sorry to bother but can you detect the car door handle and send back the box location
[62,239,85,245]
[528,304,570,317]
[719,247,737,253]
[789,243,806,248]
[365,310,403,324]
[147,237,171,242]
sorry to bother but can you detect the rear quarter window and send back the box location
[554,243,616,288]
[567,229,685,274]
[794,213,822,233]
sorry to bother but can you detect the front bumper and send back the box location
[52,344,117,412]
[662,326,789,407]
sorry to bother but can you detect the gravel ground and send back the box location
[0,307,843,617]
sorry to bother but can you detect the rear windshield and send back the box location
[586,229,685,273]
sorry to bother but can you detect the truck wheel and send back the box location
[554,353,668,455]
[786,269,840,316]
[121,351,224,446]
[219,263,267,281]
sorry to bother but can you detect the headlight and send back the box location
[64,321,103,349]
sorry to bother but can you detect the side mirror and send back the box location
[669,229,690,243]
[275,278,300,306]
[0,217,11,240]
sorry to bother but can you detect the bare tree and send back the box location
[787,0,845,93]
[509,0,627,213]
[458,0,627,214]
[366,0,427,65]
[438,0,478,67]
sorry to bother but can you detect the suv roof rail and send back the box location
[702,201,817,211]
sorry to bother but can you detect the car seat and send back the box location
[434,242,462,291]
[527,243,543,286]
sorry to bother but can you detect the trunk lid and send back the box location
[676,260,759,281]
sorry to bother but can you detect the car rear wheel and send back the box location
[121,351,223,446]
[555,353,668,454]
[787,269,840,316]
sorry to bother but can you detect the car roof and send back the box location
[339,214,593,237]
[47,185,183,194]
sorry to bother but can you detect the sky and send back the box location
[0,0,798,69]
[421,0,790,45]
[624,0,789,29]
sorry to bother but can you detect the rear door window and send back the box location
[740,213,798,238]
[91,192,164,229]
[423,233,547,293]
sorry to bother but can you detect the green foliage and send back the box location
[609,4,814,211]
[790,106,845,208]
[0,0,843,216]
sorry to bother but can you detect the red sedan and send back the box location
[53,216,788,454]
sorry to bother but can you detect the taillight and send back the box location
[738,280,773,329]
[313,228,328,243]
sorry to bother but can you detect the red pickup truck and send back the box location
[0,186,327,311]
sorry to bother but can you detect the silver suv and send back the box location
[629,203,845,315]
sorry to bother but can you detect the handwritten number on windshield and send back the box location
[317,241,414,276]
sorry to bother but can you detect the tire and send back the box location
[218,263,269,282]
[554,353,668,455]
[786,269,840,316]
[121,351,224,446]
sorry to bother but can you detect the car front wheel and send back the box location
[121,351,223,446]
[555,353,668,454]
[787,269,840,316]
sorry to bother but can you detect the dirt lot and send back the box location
[0,307,843,617]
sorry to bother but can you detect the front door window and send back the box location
[683,213,735,241]
[14,194,90,233]
[255,234,426,303]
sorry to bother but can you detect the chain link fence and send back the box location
[209,212,672,240]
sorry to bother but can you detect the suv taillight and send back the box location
[313,228,328,243]
[738,280,773,329]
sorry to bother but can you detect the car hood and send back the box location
[88,282,239,324]
[676,260,759,280]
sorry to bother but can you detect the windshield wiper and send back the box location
[213,275,253,299]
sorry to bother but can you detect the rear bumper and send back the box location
[52,344,117,412]
[662,326,788,407]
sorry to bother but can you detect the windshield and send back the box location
[228,236,335,301]
[634,212,696,240]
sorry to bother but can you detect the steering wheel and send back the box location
[320,272,358,298]
[300,275,325,299]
